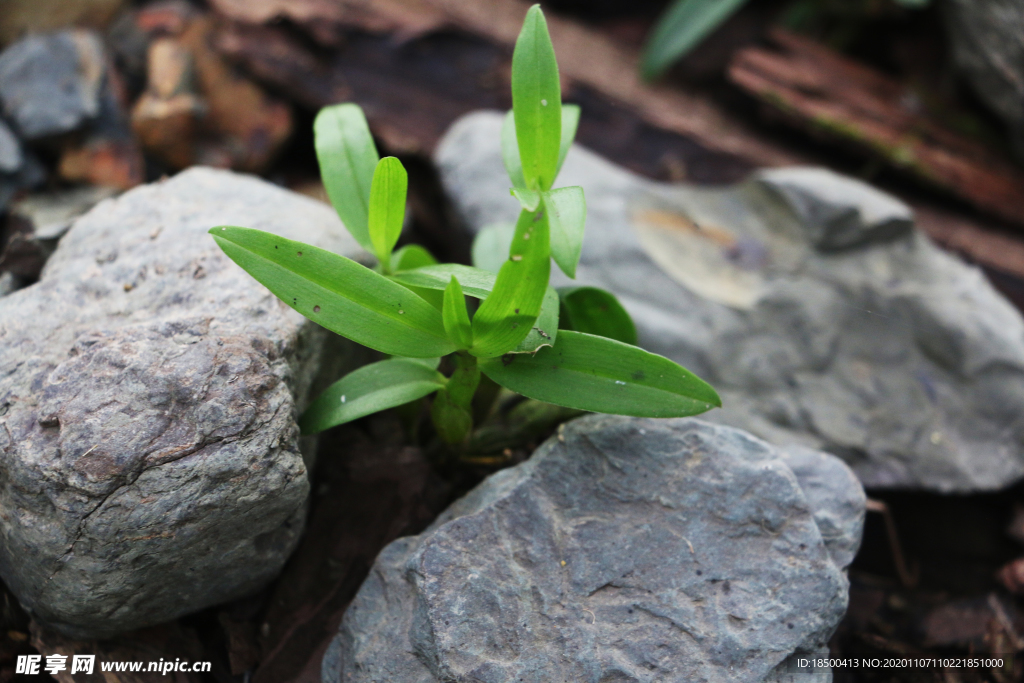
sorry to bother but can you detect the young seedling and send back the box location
[209,5,721,449]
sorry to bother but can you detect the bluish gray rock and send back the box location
[0,30,104,140]
[436,111,1024,493]
[941,0,1024,161]
[324,416,864,683]
[0,167,361,638]
[0,118,21,173]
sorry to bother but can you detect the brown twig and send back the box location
[865,498,919,589]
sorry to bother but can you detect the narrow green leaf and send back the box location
[512,4,561,191]
[558,286,637,345]
[368,157,408,270]
[504,104,580,190]
[510,283,559,354]
[501,110,527,189]
[299,358,445,434]
[314,104,379,252]
[471,223,516,274]
[392,263,497,299]
[480,330,720,417]
[639,0,749,81]
[470,208,550,357]
[557,104,580,176]
[392,244,443,308]
[543,186,586,278]
[211,226,456,358]
[443,276,473,349]
[392,244,438,271]
[511,187,541,212]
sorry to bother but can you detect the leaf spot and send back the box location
[615,380,626,385]
[399,310,405,314]
[515,308,520,314]
[523,232,531,240]
[340,395,346,404]
[541,99,548,106]
[297,251,303,256]
[511,254,523,262]
[313,305,321,313]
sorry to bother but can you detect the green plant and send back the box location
[210,5,720,448]
[640,0,932,81]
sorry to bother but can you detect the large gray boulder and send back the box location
[324,415,865,683]
[436,111,1024,493]
[941,0,1024,161]
[0,167,359,638]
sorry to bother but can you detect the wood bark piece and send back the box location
[208,0,801,167]
[729,28,1024,228]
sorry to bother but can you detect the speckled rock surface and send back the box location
[436,111,1024,493]
[324,415,864,683]
[0,166,361,638]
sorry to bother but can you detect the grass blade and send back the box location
[640,0,749,81]
[510,283,559,353]
[392,263,497,299]
[211,226,455,358]
[480,330,720,416]
[443,276,473,349]
[470,208,550,357]
[314,104,379,252]
[558,286,637,344]
[368,157,408,270]
[512,4,561,191]
[557,104,580,177]
[299,358,445,434]
[543,186,585,278]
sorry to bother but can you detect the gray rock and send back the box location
[1,186,119,280]
[0,167,362,638]
[941,0,1024,161]
[324,415,863,683]
[0,118,21,173]
[0,30,104,140]
[436,111,1024,493]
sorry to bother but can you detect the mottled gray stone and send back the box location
[0,167,362,638]
[941,0,1024,161]
[436,111,1024,493]
[0,30,104,140]
[324,416,863,683]
[0,118,21,173]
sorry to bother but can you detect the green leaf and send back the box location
[368,157,408,271]
[511,187,541,212]
[504,104,580,190]
[392,263,497,299]
[511,283,559,354]
[512,4,561,191]
[392,244,443,308]
[472,223,516,274]
[480,330,720,417]
[392,244,438,271]
[299,358,445,434]
[211,226,456,358]
[470,208,550,357]
[501,111,527,189]
[639,0,749,81]
[442,276,473,349]
[314,104,379,252]
[543,186,586,278]
[558,286,637,345]
[557,104,580,176]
